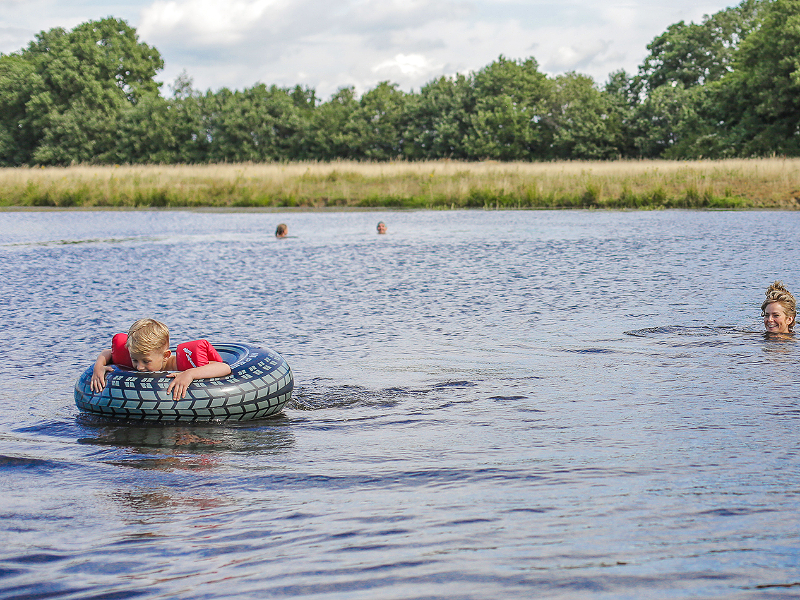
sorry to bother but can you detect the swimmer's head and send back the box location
[276,223,288,238]
[762,281,796,333]
[377,221,387,234]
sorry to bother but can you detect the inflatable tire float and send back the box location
[74,343,293,421]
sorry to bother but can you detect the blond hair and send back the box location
[126,318,170,354]
[761,281,797,331]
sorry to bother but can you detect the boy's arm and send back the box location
[90,349,115,393]
[166,361,232,400]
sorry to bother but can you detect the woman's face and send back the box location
[764,301,794,334]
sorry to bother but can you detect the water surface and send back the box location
[1,209,798,599]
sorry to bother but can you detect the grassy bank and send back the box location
[2,159,800,209]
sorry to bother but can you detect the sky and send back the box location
[1,0,738,99]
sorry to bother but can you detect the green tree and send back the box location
[0,18,163,165]
[306,83,411,161]
[545,72,621,159]
[348,81,412,160]
[306,87,360,160]
[630,84,709,158]
[636,0,764,93]
[108,94,179,164]
[0,55,37,165]
[721,0,800,155]
[165,72,212,163]
[602,70,638,157]
[404,74,474,159]
[628,0,767,159]
[203,84,308,162]
[462,56,553,160]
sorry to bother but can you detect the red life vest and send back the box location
[176,339,224,371]
[111,333,133,367]
[111,334,223,370]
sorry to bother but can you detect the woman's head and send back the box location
[762,281,796,333]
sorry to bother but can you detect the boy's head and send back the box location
[126,319,170,371]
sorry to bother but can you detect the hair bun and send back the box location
[766,281,791,297]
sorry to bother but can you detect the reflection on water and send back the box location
[79,422,226,449]
[74,416,296,473]
[112,488,230,513]
[1,209,800,599]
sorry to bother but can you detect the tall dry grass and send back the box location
[2,158,800,209]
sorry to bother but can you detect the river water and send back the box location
[0,209,798,599]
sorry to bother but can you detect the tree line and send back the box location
[1,0,798,166]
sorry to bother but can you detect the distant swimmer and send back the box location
[762,281,796,334]
[376,221,387,234]
[276,223,288,238]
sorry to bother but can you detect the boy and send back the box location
[90,318,231,400]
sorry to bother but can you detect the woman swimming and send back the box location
[762,281,796,334]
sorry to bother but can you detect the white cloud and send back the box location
[0,25,34,52]
[372,53,441,77]
[139,0,286,46]
[545,39,613,72]
[344,0,472,32]
[0,0,747,97]
[599,4,638,30]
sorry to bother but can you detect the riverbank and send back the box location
[1,159,799,209]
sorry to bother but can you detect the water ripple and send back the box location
[1,210,799,599]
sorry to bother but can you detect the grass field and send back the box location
[2,159,800,209]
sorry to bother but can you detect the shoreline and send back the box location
[0,205,793,212]
[1,158,798,210]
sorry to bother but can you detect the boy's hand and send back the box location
[90,365,114,393]
[166,370,195,400]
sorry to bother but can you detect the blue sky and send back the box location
[1,0,738,99]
